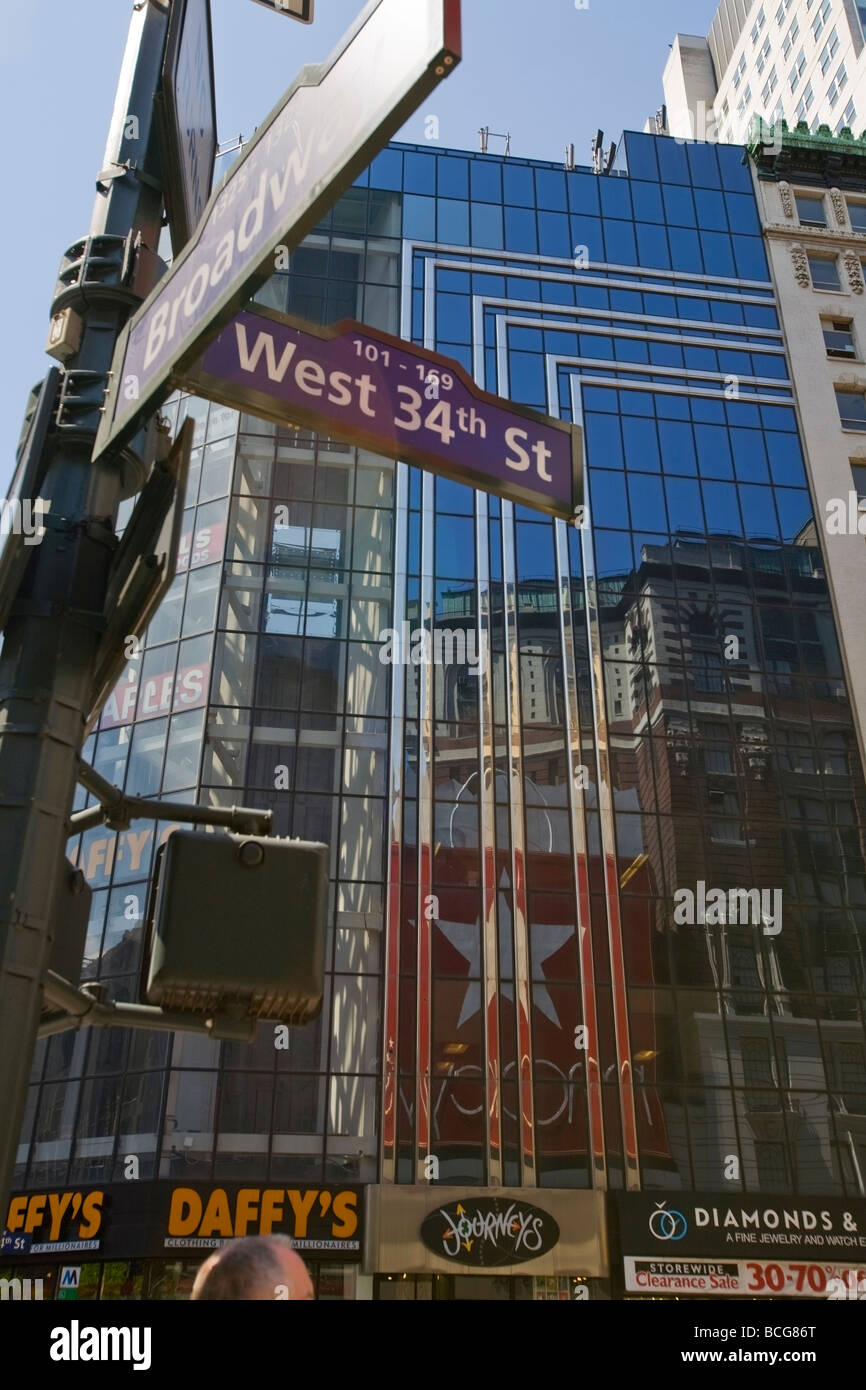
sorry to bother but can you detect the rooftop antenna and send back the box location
[565,142,576,172]
[649,104,667,136]
[591,129,604,175]
[605,141,617,174]
[480,126,512,156]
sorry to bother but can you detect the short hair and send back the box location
[191,1234,297,1301]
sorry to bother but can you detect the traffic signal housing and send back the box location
[142,830,327,1027]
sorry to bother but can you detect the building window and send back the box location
[811,0,831,41]
[850,461,866,511]
[757,36,771,73]
[848,201,866,233]
[808,254,841,289]
[789,49,806,93]
[858,2,866,38]
[755,1142,790,1190]
[733,54,747,89]
[838,98,857,133]
[702,721,734,774]
[827,1043,866,1111]
[796,82,815,121]
[823,319,857,358]
[797,192,826,226]
[819,27,839,74]
[783,16,799,57]
[742,1036,780,1106]
[761,67,778,107]
[751,7,766,43]
[721,96,729,118]
[835,388,866,430]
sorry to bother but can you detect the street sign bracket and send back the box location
[96,161,163,194]
[73,756,273,837]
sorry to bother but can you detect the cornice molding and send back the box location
[762,223,866,248]
[747,117,866,182]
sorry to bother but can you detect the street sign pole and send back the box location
[0,0,173,1220]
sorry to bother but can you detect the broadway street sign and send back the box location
[179,306,582,519]
[94,0,461,459]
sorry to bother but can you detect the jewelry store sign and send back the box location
[614,1193,866,1299]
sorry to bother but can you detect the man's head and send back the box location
[190,1234,314,1301]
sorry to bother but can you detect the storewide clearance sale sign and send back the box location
[624,1257,866,1298]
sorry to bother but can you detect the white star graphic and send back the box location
[435,918,574,1029]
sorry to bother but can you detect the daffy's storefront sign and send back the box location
[2,1183,363,1261]
[366,1186,607,1277]
[420,1197,559,1267]
[2,1191,106,1256]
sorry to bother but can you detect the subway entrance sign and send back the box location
[180,307,582,519]
[94,0,461,460]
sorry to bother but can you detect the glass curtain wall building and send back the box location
[7,130,866,1301]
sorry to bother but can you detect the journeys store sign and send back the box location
[420,1197,559,1268]
[2,1184,363,1261]
[366,1186,607,1277]
[614,1193,866,1299]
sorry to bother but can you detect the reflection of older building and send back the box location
[601,531,866,1193]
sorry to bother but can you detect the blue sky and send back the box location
[0,0,718,475]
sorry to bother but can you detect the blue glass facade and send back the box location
[8,132,866,1299]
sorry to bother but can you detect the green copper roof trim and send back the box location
[746,116,866,180]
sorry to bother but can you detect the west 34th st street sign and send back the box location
[180,307,582,519]
[93,0,462,460]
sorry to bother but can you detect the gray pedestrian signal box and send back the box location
[142,831,328,1026]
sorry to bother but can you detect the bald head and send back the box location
[191,1235,314,1301]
